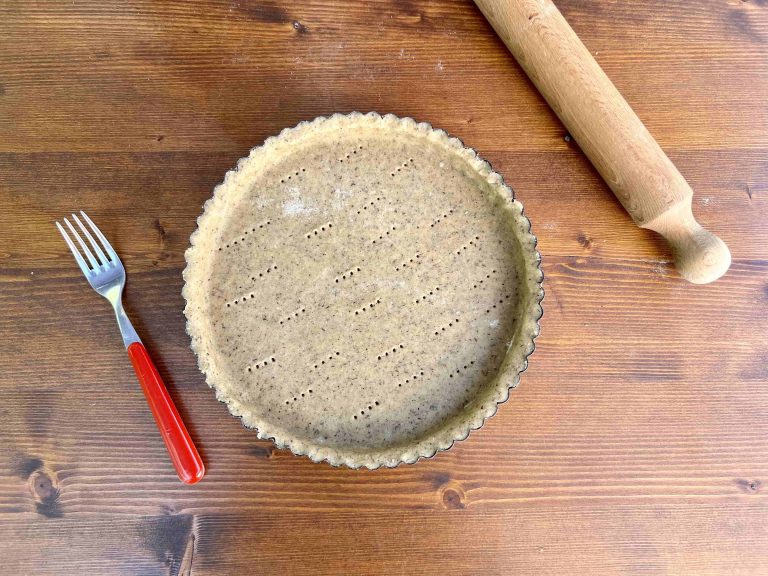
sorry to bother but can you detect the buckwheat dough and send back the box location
[183,112,543,468]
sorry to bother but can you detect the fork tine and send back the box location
[63,217,99,270]
[56,221,93,277]
[79,211,118,262]
[72,212,110,266]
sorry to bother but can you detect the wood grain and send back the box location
[3,505,768,575]
[1,0,767,574]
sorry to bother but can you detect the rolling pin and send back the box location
[474,0,731,284]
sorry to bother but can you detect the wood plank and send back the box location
[0,149,764,267]
[1,505,767,575]
[0,0,766,153]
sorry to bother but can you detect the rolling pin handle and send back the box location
[643,202,731,285]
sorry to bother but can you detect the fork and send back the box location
[56,211,205,484]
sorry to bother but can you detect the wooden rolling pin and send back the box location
[474,0,731,283]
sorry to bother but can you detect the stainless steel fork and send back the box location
[57,211,205,484]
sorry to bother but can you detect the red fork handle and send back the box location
[127,342,205,484]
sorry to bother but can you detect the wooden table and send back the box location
[1,1,767,574]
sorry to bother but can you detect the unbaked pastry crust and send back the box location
[183,112,543,469]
